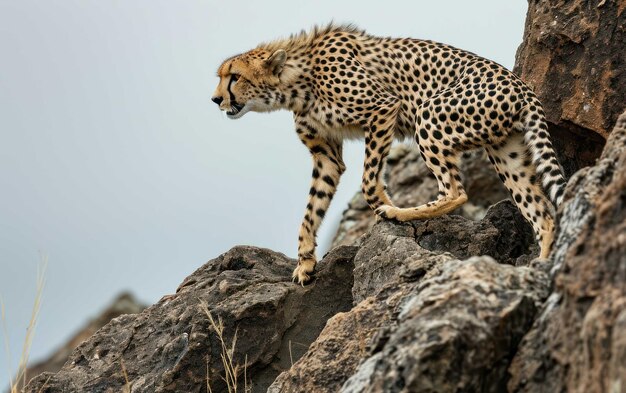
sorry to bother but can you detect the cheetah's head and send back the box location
[212,49,287,119]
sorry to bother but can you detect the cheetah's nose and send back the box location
[211,96,223,105]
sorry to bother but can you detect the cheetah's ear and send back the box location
[265,49,286,76]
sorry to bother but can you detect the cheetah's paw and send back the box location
[375,204,400,220]
[292,259,316,286]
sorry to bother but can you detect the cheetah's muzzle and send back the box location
[227,102,245,117]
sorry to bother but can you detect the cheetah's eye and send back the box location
[231,74,240,83]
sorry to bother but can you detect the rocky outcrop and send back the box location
[508,111,626,393]
[269,201,543,393]
[269,112,626,393]
[515,0,625,139]
[341,256,548,393]
[24,119,626,393]
[351,200,535,303]
[24,246,356,393]
[16,293,144,391]
[25,192,540,393]
[513,0,625,175]
[26,112,626,391]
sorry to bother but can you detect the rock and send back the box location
[267,288,403,393]
[352,200,535,303]
[269,202,541,393]
[508,111,626,393]
[515,0,626,139]
[269,115,626,393]
[341,256,549,393]
[513,0,625,175]
[25,111,626,392]
[24,246,356,393]
[332,147,510,249]
[26,198,538,393]
[16,293,145,391]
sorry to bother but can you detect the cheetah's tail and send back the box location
[522,108,566,207]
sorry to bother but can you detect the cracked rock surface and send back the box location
[24,246,356,393]
[269,202,544,393]
[514,0,625,140]
[512,0,626,177]
[508,111,626,393]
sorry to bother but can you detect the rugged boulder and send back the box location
[341,256,549,393]
[24,246,356,393]
[513,0,625,176]
[508,111,626,393]
[16,293,144,392]
[515,0,625,139]
[269,201,543,393]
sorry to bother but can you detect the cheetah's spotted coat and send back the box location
[212,24,566,284]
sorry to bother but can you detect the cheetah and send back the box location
[211,24,566,284]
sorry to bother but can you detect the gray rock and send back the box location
[508,111,626,393]
[11,293,145,393]
[353,200,535,303]
[268,201,542,393]
[341,256,549,393]
[24,246,356,393]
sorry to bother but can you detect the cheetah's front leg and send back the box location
[293,118,345,285]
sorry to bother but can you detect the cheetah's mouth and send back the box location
[226,102,245,118]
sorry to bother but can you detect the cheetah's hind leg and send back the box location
[376,195,468,221]
[376,146,468,221]
[485,132,555,258]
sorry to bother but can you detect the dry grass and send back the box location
[1,257,47,393]
[199,300,250,393]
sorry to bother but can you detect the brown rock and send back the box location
[267,290,402,393]
[508,111,626,393]
[515,0,626,138]
[513,0,626,175]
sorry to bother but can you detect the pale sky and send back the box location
[0,0,526,385]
